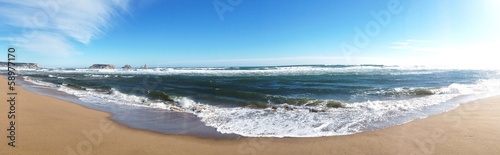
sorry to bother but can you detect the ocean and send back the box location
[13,65,500,138]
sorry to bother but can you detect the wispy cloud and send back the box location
[406,39,430,43]
[391,42,409,46]
[0,0,129,55]
[389,39,434,51]
[17,32,78,56]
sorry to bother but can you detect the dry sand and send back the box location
[1,77,500,155]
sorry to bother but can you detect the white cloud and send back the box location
[392,42,409,46]
[0,0,129,55]
[389,39,436,52]
[410,47,447,52]
[0,37,17,42]
[15,32,79,56]
[406,39,430,43]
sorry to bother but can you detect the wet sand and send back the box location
[1,77,500,155]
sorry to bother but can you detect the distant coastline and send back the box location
[0,61,39,69]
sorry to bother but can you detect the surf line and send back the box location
[6,47,17,147]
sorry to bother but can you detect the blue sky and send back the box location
[1,0,499,68]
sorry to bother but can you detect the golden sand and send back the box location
[1,77,499,155]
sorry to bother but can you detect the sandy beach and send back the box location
[1,77,500,155]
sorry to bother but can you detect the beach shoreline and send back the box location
[15,76,242,139]
[2,77,500,154]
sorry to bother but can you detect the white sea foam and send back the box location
[190,79,500,137]
[176,97,196,108]
[191,94,458,137]
[58,86,156,108]
[23,76,59,88]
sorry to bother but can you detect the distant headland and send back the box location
[89,64,116,69]
[0,62,39,69]
[88,64,148,69]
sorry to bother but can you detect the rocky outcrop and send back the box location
[89,64,115,69]
[122,65,132,69]
[0,62,39,69]
[140,64,148,69]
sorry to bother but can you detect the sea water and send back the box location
[13,65,500,137]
